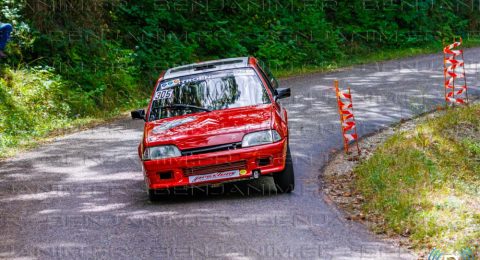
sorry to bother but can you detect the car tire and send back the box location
[273,144,295,193]
[147,189,169,202]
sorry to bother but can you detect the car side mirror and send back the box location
[275,88,291,100]
[131,109,146,121]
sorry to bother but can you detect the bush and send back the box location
[0,66,70,148]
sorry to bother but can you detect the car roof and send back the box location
[163,57,250,80]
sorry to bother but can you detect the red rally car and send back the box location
[131,57,294,200]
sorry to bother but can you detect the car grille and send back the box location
[183,160,247,176]
[181,142,242,156]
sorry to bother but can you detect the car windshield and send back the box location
[148,68,271,121]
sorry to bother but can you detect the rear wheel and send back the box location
[273,144,295,193]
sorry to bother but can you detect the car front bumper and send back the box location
[142,139,287,190]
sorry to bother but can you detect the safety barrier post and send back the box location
[443,37,469,106]
[334,80,361,155]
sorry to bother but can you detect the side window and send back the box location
[257,64,275,95]
[258,60,279,89]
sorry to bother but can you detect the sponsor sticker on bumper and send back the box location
[188,170,241,184]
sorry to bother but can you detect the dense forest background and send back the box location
[1,0,479,153]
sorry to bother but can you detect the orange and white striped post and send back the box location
[334,80,360,155]
[443,37,468,106]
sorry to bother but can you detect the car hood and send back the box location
[144,104,273,150]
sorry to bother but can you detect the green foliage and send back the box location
[0,1,145,156]
[3,0,478,88]
[0,64,147,156]
[0,66,70,148]
[116,0,478,78]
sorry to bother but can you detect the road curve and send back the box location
[1,49,479,260]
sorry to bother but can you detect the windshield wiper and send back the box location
[158,104,211,112]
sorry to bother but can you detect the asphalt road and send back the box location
[1,49,480,260]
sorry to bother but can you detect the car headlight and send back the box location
[242,130,282,148]
[143,145,181,161]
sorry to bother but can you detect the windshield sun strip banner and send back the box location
[156,69,257,91]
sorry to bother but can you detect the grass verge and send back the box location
[0,66,148,159]
[354,104,480,252]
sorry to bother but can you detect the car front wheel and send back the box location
[273,144,295,193]
[147,188,172,202]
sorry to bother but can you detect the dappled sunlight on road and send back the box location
[0,191,71,202]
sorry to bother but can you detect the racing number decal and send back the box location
[154,89,173,100]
